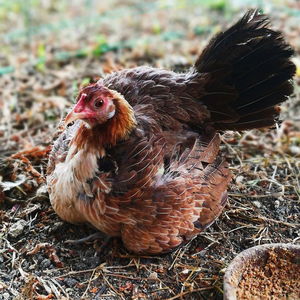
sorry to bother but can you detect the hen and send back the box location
[47,10,295,254]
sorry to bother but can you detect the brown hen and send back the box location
[47,10,295,254]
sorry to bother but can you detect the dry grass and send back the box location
[0,1,299,299]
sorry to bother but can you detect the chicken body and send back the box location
[47,10,295,254]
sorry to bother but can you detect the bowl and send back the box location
[223,243,300,300]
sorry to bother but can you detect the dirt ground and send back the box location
[0,1,299,299]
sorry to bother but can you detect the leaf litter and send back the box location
[0,1,299,299]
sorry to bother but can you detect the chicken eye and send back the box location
[94,99,104,108]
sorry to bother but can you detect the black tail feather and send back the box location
[192,9,295,130]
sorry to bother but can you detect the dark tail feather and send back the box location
[192,9,295,130]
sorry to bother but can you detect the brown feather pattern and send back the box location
[47,10,295,254]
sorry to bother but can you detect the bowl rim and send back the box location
[223,243,300,300]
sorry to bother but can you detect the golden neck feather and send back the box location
[73,90,137,151]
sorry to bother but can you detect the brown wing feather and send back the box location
[120,131,231,254]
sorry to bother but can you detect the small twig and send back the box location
[227,225,257,233]
[165,287,214,300]
[221,137,243,166]
[229,192,284,198]
[103,275,125,300]
[81,267,97,298]
[105,272,162,281]
[168,248,184,271]
[257,216,300,228]
[54,268,96,278]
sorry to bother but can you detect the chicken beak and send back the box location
[64,110,85,126]
[65,93,89,126]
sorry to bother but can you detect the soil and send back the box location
[237,249,300,299]
[0,1,300,299]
